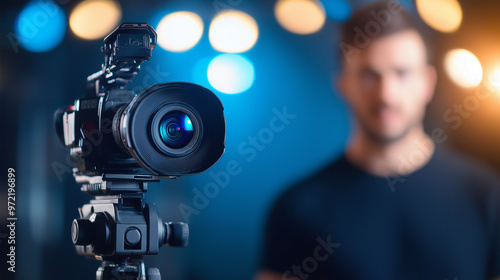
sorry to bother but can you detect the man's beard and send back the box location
[358,117,418,145]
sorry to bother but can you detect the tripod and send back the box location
[70,172,188,280]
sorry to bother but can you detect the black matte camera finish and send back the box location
[119,82,225,176]
[54,23,226,177]
[55,82,225,177]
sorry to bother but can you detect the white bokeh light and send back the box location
[444,49,483,88]
[70,0,122,40]
[274,0,326,34]
[488,67,500,92]
[156,11,204,52]
[416,0,462,33]
[207,54,255,94]
[209,10,259,53]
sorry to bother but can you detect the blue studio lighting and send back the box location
[399,0,416,11]
[356,0,415,11]
[184,116,193,131]
[322,0,351,22]
[207,54,255,94]
[192,57,212,88]
[15,1,66,52]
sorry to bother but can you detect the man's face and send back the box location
[339,30,435,143]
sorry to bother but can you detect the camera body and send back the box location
[57,89,136,174]
[55,23,226,178]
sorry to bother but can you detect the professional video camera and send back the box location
[54,23,226,280]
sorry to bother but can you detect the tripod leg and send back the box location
[146,267,161,280]
[96,261,118,280]
[95,259,154,280]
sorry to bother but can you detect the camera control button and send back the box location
[125,227,141,246]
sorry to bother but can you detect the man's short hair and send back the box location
[340,0,431,63]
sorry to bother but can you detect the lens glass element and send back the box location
[159,111,194,148]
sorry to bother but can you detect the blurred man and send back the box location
[257,1,500,279]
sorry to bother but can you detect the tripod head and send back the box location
[54,22,226,279]
[70,172,188,280]
[71,173,188,256]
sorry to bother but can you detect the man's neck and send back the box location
[345,127,435,177]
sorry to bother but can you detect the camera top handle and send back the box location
[86,23,157,97]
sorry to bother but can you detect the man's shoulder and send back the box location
[277,147,500,203]
[267,156,347,223]
[274,156,348,205]
[430,146,500,186]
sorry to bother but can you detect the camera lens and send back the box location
[159,112,194,148]
[117,82,225,176]
[148,104,201,157]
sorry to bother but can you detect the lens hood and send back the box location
[119,82,225,176]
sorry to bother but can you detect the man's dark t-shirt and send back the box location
[261,147,500,280]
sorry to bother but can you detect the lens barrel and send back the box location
[114,82,225,176]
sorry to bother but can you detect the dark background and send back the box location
[0,0,499,279]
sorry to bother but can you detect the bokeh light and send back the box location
[69,0,121,40]
[416,0,462,33]
[321,0,351,22]
[157,11,204,52]
[444,49,483,88]
[15,1,66,52]
[192,57,212,87]
[207,54,255,94]
[488,67,500,92]
[275,0,326,35]
[209,10,259,53]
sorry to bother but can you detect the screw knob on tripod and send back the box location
[164,222,189,247]
[72,219,95,245]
